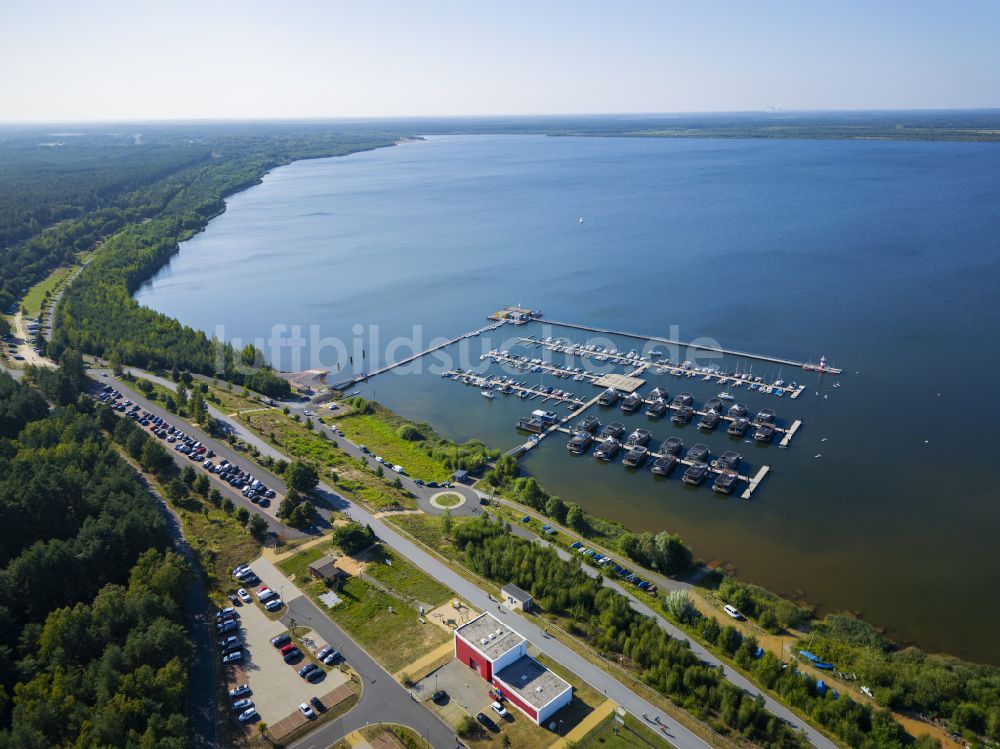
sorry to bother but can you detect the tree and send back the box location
[247,514,268,542]
[544,496,567,524]
[565,503,587,533]
[285,461,318,493]
[141,439,172,474]
[653,531,693,575]
[396,423,423,441]
[665,590,700,625]
[441,509,453,538]
[166,478,188,502]
[181,465,196,487]
[193,473,209,496]
[334,523,372,555]
[108,349,124,376]
[235,507,250,524]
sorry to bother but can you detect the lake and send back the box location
[135,134,1000,664]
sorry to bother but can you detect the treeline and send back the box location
[0,371,191,745]
[717,576,813,633]
[453,516,805,746]
[803,615,1000,742]
[453,515,929,749]
[485,456,694,575]
[45,133,396,396]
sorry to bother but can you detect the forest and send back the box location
[0,128,400,395]
[0,371,191,747]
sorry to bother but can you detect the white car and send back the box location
[237,589,251,603]
[723,604,743,620]
[391,465,404,474]
[232,698,253,711]
[237,708,257,723]
[229,684,251,698]
[298,702,316,719]
[375,456,385,464]
[491,700,508,718]
[264,598,284,612]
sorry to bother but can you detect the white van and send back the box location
[723,604,742,620]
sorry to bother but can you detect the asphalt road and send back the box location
[94,370,834,749]
[279,589,456,749]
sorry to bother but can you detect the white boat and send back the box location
[481,390,495,399]
[718,391,735,400]
[578,216,584,223]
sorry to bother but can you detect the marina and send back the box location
[516,336,809,399]
[428,311,809,500]
[549,424,767,499]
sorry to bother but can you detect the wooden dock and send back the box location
[779,420,802,448]
[329,320,505,390]
[741,465,770,500]
[535,321,842,375]
[442,371,587,408]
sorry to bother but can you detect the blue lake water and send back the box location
[135,134,1000,664]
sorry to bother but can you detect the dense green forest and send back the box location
[0,127,401,394]
[0,371,191,746]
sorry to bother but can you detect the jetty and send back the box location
[329,320,504,390]
[535,320,842,375]
[550,426,769,500]
[779,420,802,448]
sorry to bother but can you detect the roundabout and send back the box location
[428,491,466,510]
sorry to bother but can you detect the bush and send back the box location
[456,715,480,738]
[396,423,424,441]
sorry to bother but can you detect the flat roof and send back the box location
[494,655,572,710]
[501,583,532,602]
[455,613,524,662]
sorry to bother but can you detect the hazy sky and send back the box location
[3,0,998,122]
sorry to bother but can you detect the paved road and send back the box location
[95,372,832,749]
[246,556,457,749]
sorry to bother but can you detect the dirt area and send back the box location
[227,602,348,726]
[426,600,478,631]
[335,546,380,577]
[10,312,51,367]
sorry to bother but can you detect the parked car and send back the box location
[283,648,302,663]
[310,695,326,712]
[298,702,315,719]
[724,604,743,620]
[237,589,251,603]
[281,643,297,655]
[232,698,253,711]
[264,597,283,611]
[476,713,499,732]
[298,663,319,678]
[431,690,447,704]
[316,646,333,660]
[222,651,243,664]
[491,700,508,718]
[237,708,257,723]
[229,684,251,698]
[322,650,341,665]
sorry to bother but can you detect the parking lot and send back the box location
[227,600,349,725]
[413,659,495,726]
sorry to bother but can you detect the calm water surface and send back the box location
[135,135,1000,664]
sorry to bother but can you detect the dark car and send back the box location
[283,648,303,663]
[270,633,291,648]
[310,696,326,712]
[298,662,318,678]
[431,690,447,704]
[476,713,499,732]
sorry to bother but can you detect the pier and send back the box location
[535,320,843,375]
[779,420,802,448]
[551,426,769,499]
[518,336,808,398]
[329,320,504,390]
[442,370,588,407]
[741,466,770,500]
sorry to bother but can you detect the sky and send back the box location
[2,0,998,122]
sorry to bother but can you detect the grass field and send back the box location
[332,412,452,482]
[575,712,672,749]
[277,539,336,581]
[326,577,449,673]
[205,385,418,511]
[20,264,73,317]
[367,546,454,608]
